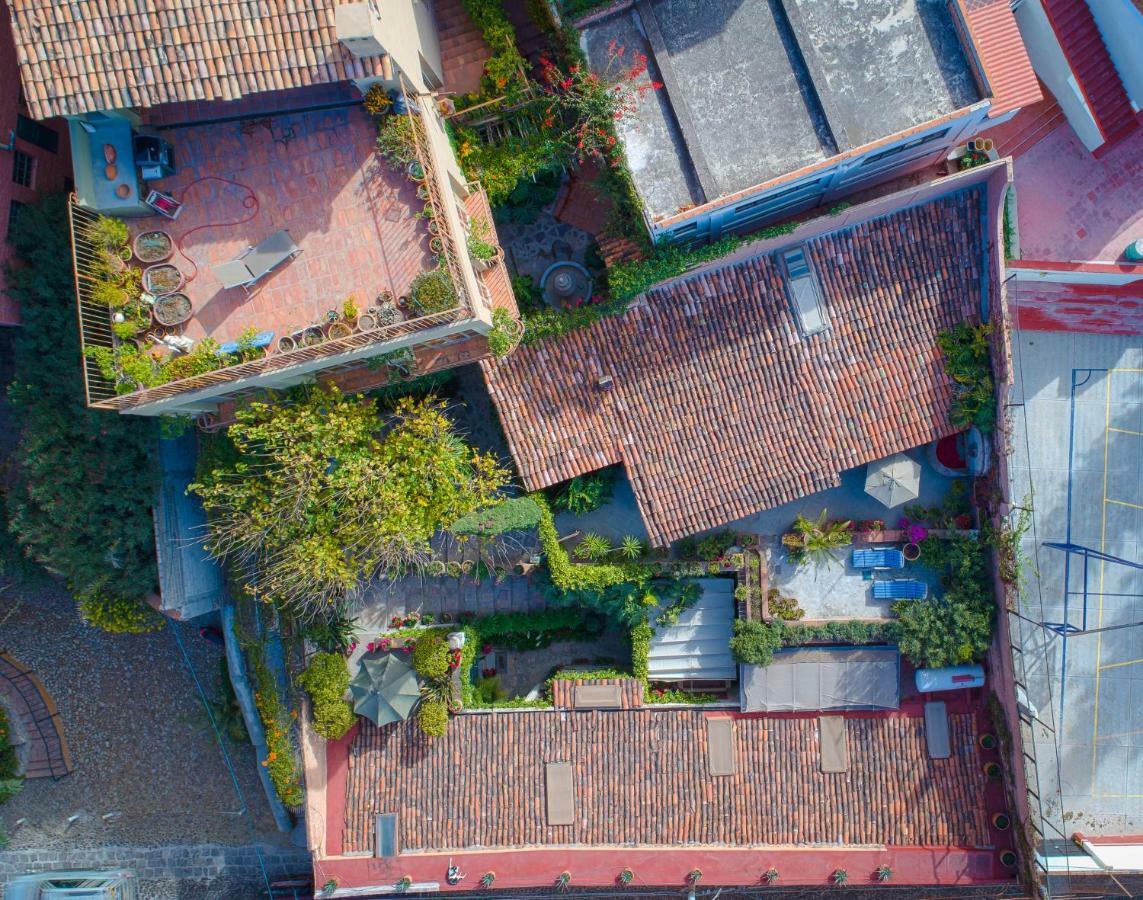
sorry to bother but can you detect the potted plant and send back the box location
[479,872,495,889]
[429,236,444,254]
[327,321,354,340]
[322,877,339,896]
[467,230,498,271]
[133,229,174,263]
[408,268,457,315]
[903,542,921,561]
[687,869,702,885]
[277,335,297,353]
[396,875,413,891]
[143,263,184,296]
[617,868,633,885]
[407,160,425,182]
[299,327,324,348]
[363,83,392,118]
[832,868,848,885]
[153,292,192,327]
[83,215,130,253]
[979,733,998,750]
[875,864,892,882]
[416,183,431,201]
[992,812,1011,831]
[762,867,778,884]
[984,761,1002,779]
[999,850,1018,868]
[342,295,359,327]
[555,872,571,890]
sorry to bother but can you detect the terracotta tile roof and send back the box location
[550,677,644,709]
[1040,0,1140,149]
[482,188,984,546]
[959,0,1042,118]
[342,709,990,852]
[7,0,388,120]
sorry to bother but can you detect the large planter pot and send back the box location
[152,292,192,327]
[407,161,426,182]
[356,313,377,332]
[326,321,353,340]
[999,850,1017,868]
[992,812,1011,831]
[133,230,173,263]
[299,327,324,348]
[143,263,184,296]
[903,542,921,561]
[277,335,297,353]
[979,733,998,751]
[983,761,1002,779]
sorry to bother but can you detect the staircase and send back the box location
[503,0,550,65]
[1041,0,1139,153]
[432,0,493,96]
[980,84,1066,158]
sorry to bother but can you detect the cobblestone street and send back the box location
[0,578,300,895]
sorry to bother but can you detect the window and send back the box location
[16,114,59,153]
[12,150,35,188]
[780,246,828,336]
[860,128,950,167]
[734,177,823,216]
[7,201,25,242]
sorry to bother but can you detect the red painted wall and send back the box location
[0,10,72,326]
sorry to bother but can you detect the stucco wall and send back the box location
[1014,0,1105,152]
[376,0,444,93]
[1088,0,1143,108]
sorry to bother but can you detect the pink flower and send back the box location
[908,524,928,543]
[897,517,910,530]
[367,642,375,652]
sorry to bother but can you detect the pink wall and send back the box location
[0,12,73,326]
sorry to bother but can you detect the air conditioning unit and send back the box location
[336,2,387,58]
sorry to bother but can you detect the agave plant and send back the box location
[687,869,702,884]
[574,533,612,561]
[556,871,571,890]
[763,867,779,884]
[875,864,892,882]
[480,872,495,889]
[781,509,852,568]
[832,868,848,885]
[618,868,634,885]
[618,535,645,560]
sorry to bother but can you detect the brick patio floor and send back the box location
[132,105,432,346]
[1014,123,1143,265]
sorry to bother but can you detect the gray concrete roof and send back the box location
[582,0,979,220]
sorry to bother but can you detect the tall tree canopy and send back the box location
[190,386,507,618]
[2,198,159,626]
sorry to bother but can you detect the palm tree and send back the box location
[782,509,852,568]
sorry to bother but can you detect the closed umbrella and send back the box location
[349,652,421,726]
[864,453,921,509]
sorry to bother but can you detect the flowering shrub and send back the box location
[537,43,662,166]
[908,524,929,543]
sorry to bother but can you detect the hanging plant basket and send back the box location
[133,230,174,263]
[143,263,184,296]
[152,292,192,326]
[327,321,353,340]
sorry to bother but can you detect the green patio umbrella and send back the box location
[349,652,421,726]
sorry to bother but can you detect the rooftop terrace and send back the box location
[132,105,433,349]
[582,0,980,220]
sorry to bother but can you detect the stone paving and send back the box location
[498,210,598,293]
[0,843,310,898]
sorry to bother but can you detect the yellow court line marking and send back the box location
[1108,367,1143,372]
[1108,427,1143,437]
[1099,657,1143,671]
[1106,498,1143,511]
[1091,370,1112,787]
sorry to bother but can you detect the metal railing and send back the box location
[68,198,119,405]
[402,86,478,316]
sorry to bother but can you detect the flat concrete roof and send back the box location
[582,0,979,221]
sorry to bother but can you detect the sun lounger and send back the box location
[852,548,905,570]
[872,579,928,600]
[212,229,301,291]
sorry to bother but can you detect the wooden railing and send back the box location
[68,199,119,405]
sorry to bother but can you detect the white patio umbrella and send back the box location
[864,453,921,509]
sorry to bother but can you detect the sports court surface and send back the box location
[1008,329,1143,838]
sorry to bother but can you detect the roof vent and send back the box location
[596,375,614,391]
[336,2,388,58]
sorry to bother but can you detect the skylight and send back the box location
[780,246,829,336]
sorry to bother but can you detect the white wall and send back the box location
[1014,0,1105,151]
[1088,0,1143,108]
[372,0,443,93]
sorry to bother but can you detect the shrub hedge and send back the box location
[451,497,542,536]
[418,699,449,737]
[297,652,355,741]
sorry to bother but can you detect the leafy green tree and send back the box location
[2,198,159,621]
[728,619,784,666]
[892,595,993,669]
[190,386,507,618]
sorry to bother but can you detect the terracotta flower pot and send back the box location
[277,335,297,353]
[903,542,921,561]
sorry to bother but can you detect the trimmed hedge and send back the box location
[475,606,604,652]
[418,699,449,737]
[451,497,542,536]
[533,493,648,593]
[411,630,452,680]
[296,652,355,740]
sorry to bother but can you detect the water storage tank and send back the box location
[915,664,985,693]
